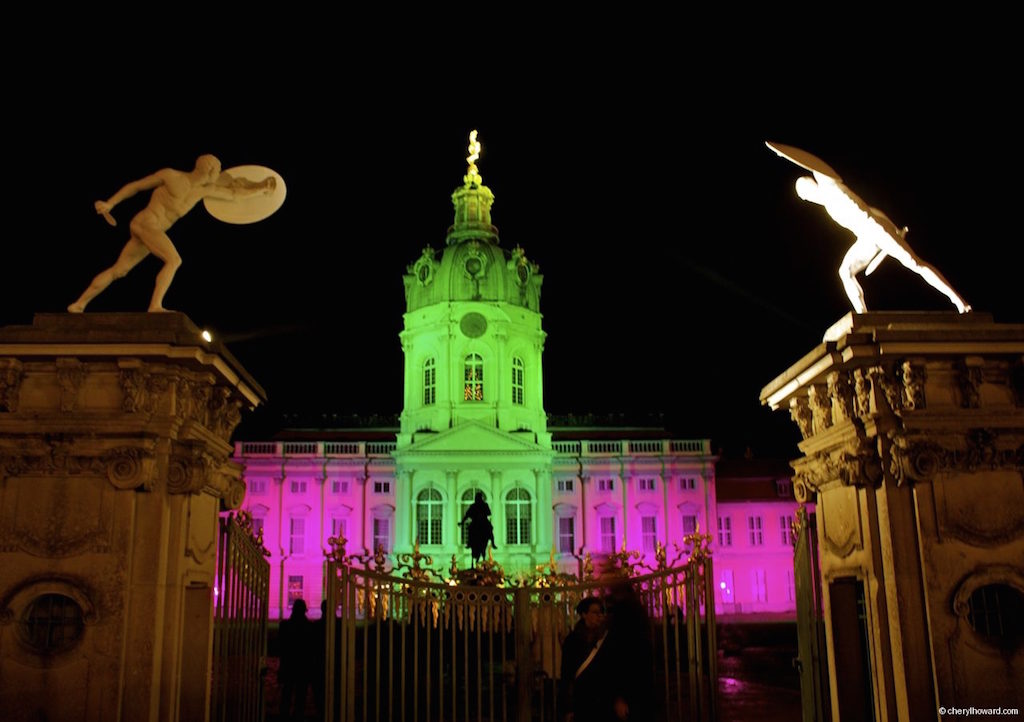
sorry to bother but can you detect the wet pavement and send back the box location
[717,621,802,722]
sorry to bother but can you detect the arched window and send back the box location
[464,354,484,401]
[511,357,524,405]
[505,488,531,545]
[423,358,436,405]
[416,489,444,545]
[460,488,486,546]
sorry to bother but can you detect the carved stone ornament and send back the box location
[889,430,1023,484]
[957,361,983,409]
[119,368,150,414]
[461,241,487,281]
[790,397,814,439]
[853,367,871,418]
[507,245,538,287]
[900,360,926,410]
[828,371,855,424]
[56,359,85,413]
[791,440,882,492]
[869,365,903,415]
[411,247,438,287]
[167,444,211,495]
[808,384,833,434]
[0,358,24,412]
[103,447,152,490]
[208,387,243,441]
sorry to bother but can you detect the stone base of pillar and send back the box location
[0,313,264,722]
[762,311,1024,720]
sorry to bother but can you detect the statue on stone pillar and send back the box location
[767,142,970,314]
[69,155,281,313]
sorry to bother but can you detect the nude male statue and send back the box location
[68,154,275,313]
[768,142,970,314]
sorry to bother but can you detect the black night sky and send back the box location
[3,63,1020,458]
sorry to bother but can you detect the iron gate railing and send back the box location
[211,511,271,722]
[324,539,718,722]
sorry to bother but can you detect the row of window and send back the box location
[717,515,796,547]
[259,512,795,558]
[555,477,700,493]
[266,516,393,557]
[247,479,392,496]
[417,488,533,546]
[423,355,526,405]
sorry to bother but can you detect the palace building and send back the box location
[232,136,803,619]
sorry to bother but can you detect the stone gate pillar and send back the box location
[0,313,265,722]
[761,312,1024,721]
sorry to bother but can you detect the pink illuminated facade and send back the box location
[233,434,803,619]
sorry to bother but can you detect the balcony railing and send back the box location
[237,438,708,458]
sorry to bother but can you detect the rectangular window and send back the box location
[680,477,697,491]
[289,480,307,494]
[331,517,347,540]
[287,575,304,607]
[511,359,524,405]
[599,516,616,553]
[596,478,614,492]
[638,478,656,492]
[717,516,732,547]
[464,356,484,401]
[423,361,436,405]
[373,480,392,494]
[289,517,305,555]
[556,479,574,493]
[373,517,390,552]
[331,480,350,494]
[785,569,796,602]
[748,516,764,546]
[780,515,795,546]
[682,514,698,536]
[248,478,267,495]
[558,517,575,554]
[641,516,657,552]
[776,479,793,498]
[251,516,265,539]
[752,568,768,602]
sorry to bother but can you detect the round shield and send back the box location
[765,142,842,181]
[203,165,287,224]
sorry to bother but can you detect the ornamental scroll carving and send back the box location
[889,430,1024,485]
[790,438,882,493]
[0,358,23,412]
[56,359,85,413]
[0,441,154,491]
[103,447,153,490]
[167,443,212,495]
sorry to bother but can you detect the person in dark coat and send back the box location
[559,596,619,722]
[279,599,314,721]
[604,580,655,722]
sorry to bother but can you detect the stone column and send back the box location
[534,467,553,555]
[0,313,264,722]
[393,468,412,555]
[761,312,1024,721]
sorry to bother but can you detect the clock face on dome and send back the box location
[460,312,487,338]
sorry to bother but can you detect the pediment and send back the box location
[398,421,546,454]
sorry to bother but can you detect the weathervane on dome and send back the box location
[767,141,970,315]
[464,129,483,187]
